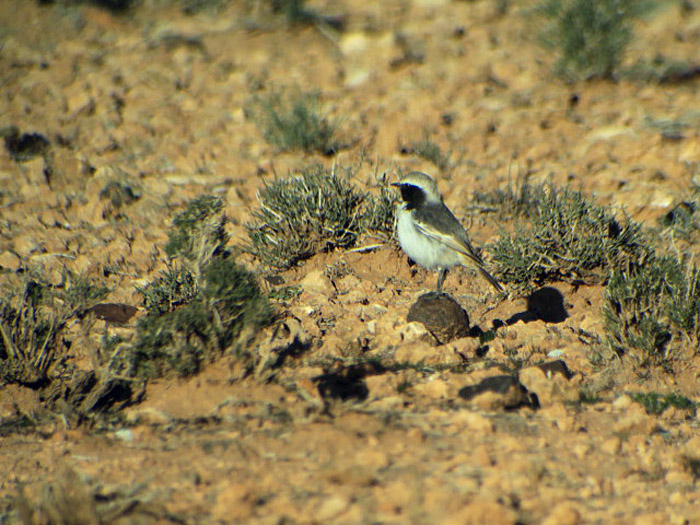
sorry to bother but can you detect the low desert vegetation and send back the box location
[0,274,108,388]
[400,132,451,172]
[245,87,339,154]
[121,195,273,378]
[536,0,656,80]
[478,176,700,369]
[246,165,396,270]
[479,179,651,288]
[630,391,697,415]
[604,256,700,367]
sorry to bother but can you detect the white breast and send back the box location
[396,208,463,270]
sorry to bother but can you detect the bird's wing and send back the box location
[412,203,486,266]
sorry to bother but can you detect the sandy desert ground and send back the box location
[1,0,700,523]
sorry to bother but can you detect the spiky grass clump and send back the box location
[400,133,450,171]
[165,194,228,266]
[482,182,650,287]
[537,0,654,80]
[0,276,108,387]
[124,195,273,379]
[630,392,697,416]
[604,256,700,366]
[247,166,366,269]
[127,258,273,378]
[246,88,338,154]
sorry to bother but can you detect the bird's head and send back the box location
[391,171,441,209]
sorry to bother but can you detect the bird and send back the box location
[391,171,503,294]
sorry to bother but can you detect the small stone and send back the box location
[407,292,470,344]
[125,407,173,425]
[317,495,350,521]
[413,377,449,399]
[459,375,533,410]
[613,394,633,410]
[543,502,582,525]
[399,321,430,343]
[300,270,333,295]
[445,501,517,525]
[0,251,21,271]
[451,411,495,433]
[393,341,435,364]
[601,437,621,455]
[519,364,579,407]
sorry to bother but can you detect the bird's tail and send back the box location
[458,251,504,293]
[478,266,504,293]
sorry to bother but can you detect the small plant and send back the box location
[246,166,366,269]
[630,392,697,415]
[127,258,273,378]
[136,264,198,315]
[269,0,317,25]
[625,56,700,84]
[165,194,228,267]
[604,256,700,366]
[123,195,273,379]
[0,281,59,388]
[400,133,450,171]
[537,0,655,80]
[246,88,338,154]
[482,182,651,288]
[0,276,108,387]
[361,181,398,242]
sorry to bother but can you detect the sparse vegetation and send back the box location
[246,88,338,154]
[630,392,697,415]
[658,200,700,239]
[0,275,108,388]
[537,0,655,80]
[246,165,396,270]
[480,180,651,288]
[268,0,317,25]
[625,56,700,84]
[121,195,273,379]
[604,256,700,366]
[400,133,451,171]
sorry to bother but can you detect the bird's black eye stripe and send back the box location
[399,184,426,210]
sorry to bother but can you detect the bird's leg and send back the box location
[437,268,448,294]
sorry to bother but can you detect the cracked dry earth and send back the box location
[1,1,700,523]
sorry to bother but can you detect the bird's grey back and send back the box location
[413,200,478,254]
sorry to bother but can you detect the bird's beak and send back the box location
[390,182,401,187]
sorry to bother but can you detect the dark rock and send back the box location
[1,126,50,162]
[458,375,536,409]
[535,359,573,379]
[407,292,470,344]
[314,361,386,402]
[85,302,138,323]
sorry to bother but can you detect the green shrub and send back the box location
[124,195,273,379]
[246,166,366,269]
[137,264,198,316]
[246,89,339,155]
[127,258,272,378]
[537,0,654,80]
[630,392,697,415]
[246,88,338,154]
[269,0,317,25]
[400,133,450,171]
[481,182,650,288]
[0,276,108,387]
[165,195,228,265]
[604,256,700,366]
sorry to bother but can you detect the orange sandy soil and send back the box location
[1,1,700,523]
